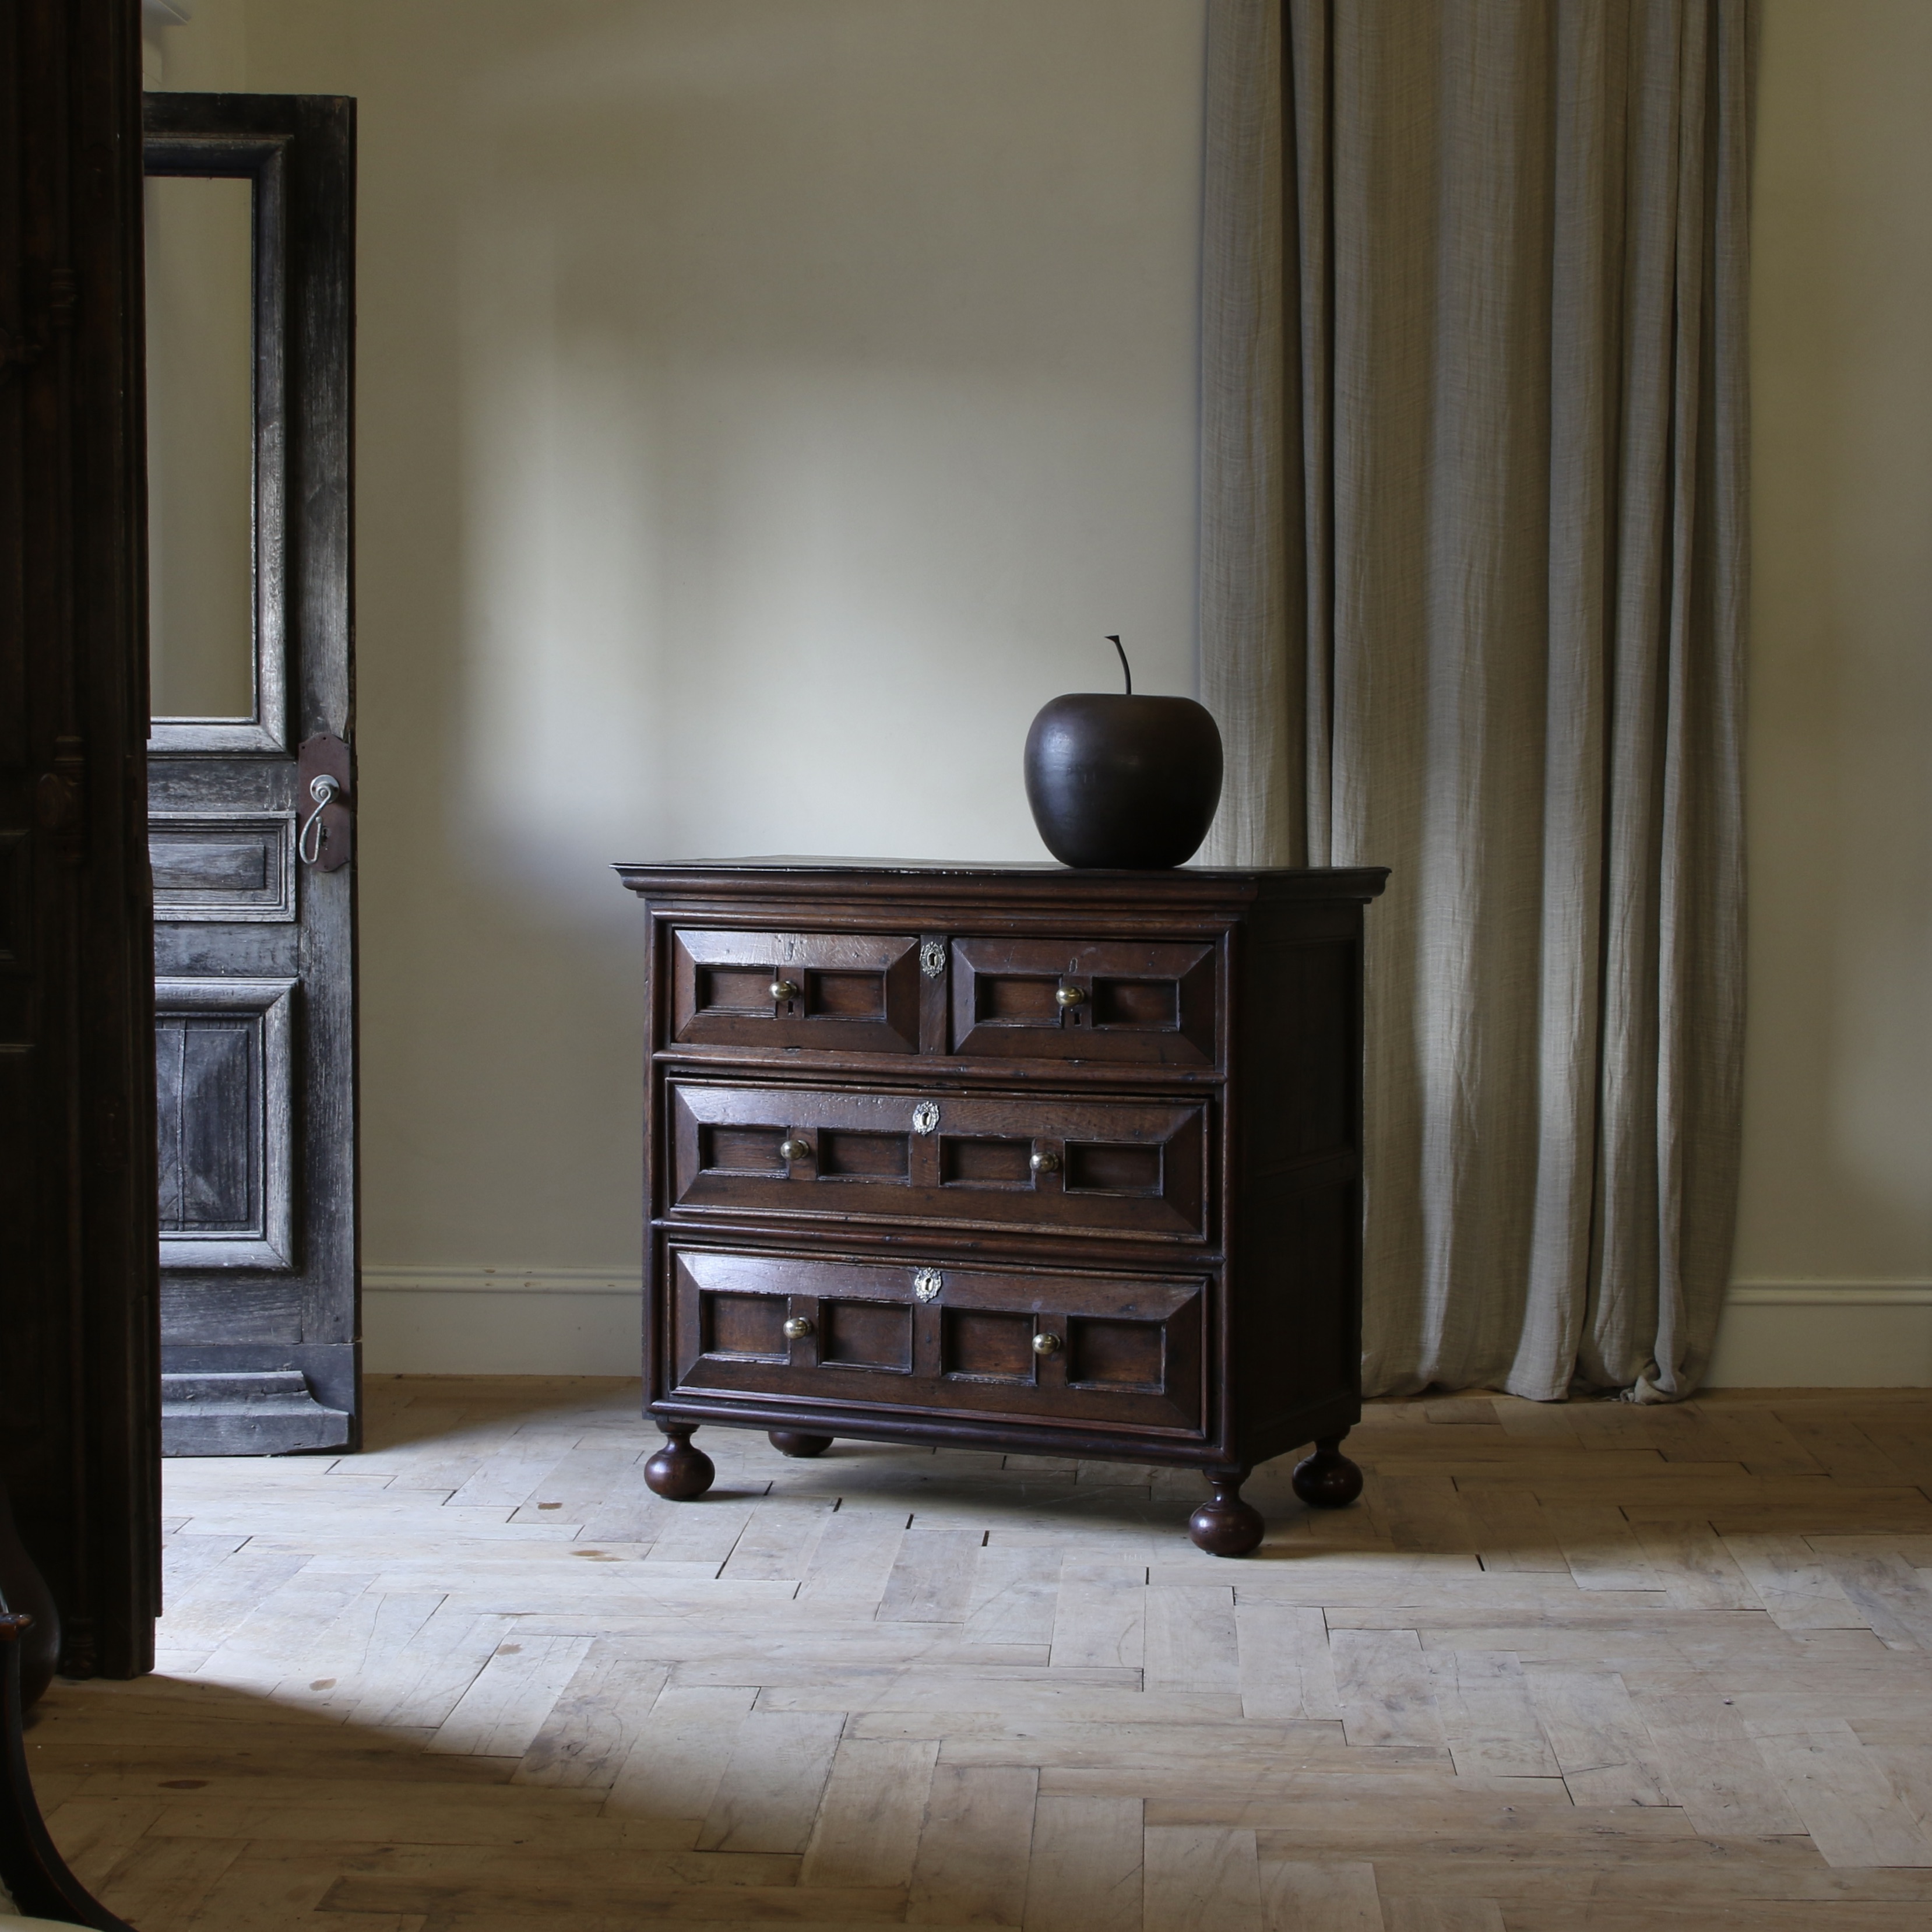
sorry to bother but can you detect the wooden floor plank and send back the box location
[1020,1793,1142,1932]
[1746,1716,1932,1867]
[1424,1648,1558,1779]
[799,1737,939,1888]
[906,1764,1038,1926]
[1256,1856,1383,1932]
[1522,1665,1676,1807]
[1234,1603,1341,1722]
[1329,1628,1447,1750]
[1142,1824,1264,1932]
[603,1684,758,1847]
[694,1709,846,1854]
[1146,1586,1241,1695]
[510,1646,668,1789]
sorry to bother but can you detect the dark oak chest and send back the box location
[616,860,1388,1554]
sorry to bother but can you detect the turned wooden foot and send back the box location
[1188,1469,1264,1557]
[768,1430,833,1458]
[643,1424,715,1500]
[1291,1434,1364,1509]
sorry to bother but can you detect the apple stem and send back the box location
[1106,634,1132,696]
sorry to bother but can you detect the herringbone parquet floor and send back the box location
[26,1377,1932,1930]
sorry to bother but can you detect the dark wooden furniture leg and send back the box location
[768,1431,833,1458]
[1291,1433,1364,1508]
[0,1616,136,1928]
[643,1424,716,1500]
[1189,1467,1264,1557]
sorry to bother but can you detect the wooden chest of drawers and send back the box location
[615,860,1388,1554]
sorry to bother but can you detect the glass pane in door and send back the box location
[145,173,255,721]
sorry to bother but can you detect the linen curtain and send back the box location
[1201,0,1752,1400]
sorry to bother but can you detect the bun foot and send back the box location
[644,1425,715,1500]
[1188,1472,1264,1557]
[1291,1434,1364,1509]
[769,1430,833,1459]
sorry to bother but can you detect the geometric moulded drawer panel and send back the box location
[154,976,297,1269]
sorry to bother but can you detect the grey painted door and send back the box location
[144,94,359,1455]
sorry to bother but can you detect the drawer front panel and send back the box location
[671,928,921,1054]
[668,1081,1208,1241]
[950,937,1216,1066]
[668,1245,1206,1435]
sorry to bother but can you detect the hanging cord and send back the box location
[1105,634,1132,694]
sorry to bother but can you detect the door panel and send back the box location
[668,1081,1210,1241]
[145,94,358,1455]
[154,977,295,1269]
[149,813,297,920]
[667,1246,1207,1437]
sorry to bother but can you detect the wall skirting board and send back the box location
[363,1269,640,1377]
[364,1270,1932,1389]
[1704,1282,1932,1388]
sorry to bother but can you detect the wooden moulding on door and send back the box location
[153,976,297,1271]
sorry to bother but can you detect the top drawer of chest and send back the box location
[666,927,1219,1068]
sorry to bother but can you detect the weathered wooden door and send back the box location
[143,94,360,1455]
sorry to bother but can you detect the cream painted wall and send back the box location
[1706,0,1932,1385]
[148,0,1209,1368]
[145,1,1932,1384]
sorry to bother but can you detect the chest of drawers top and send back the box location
[617,858,1390,1083]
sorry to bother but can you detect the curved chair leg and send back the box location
[0,1615,137,1929]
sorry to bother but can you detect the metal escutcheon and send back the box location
[912,1102,940,1136]
[912,1268,944,1303]
[1032,1332,1062,1356]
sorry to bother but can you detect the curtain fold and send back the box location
[1201,0,1752,1400]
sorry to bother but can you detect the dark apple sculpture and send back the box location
[1024,637,1223,868]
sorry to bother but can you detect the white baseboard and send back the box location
[1705,1280,1932,1388]
[363,1268,639,1376]
[361,1268,1932,1389]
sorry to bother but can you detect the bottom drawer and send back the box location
[665,1244,1207,1439]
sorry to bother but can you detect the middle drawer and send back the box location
[667,1080,1209,1241]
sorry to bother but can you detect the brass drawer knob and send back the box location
[779,1137,813,1162]
[1054,984,1086,1008]
[1032,1331,1062,1356]
[770,978,800,1000]
[783,1315,814,1340]
[1029,1149,1061,1174]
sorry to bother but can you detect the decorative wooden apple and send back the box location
[1024,638,1223,868]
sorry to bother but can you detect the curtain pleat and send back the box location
[1200,0,1751,1400]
